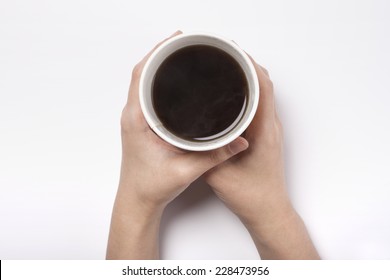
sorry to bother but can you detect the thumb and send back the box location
[183,137,249,177]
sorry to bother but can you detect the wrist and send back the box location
[236,189,295,235]
[106,185,164,260]
[116,182,166,220]
[218,179,291,226]
[118,163,175,211]
[242,195,296,242]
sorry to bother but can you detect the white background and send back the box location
[0,0,389,259]
[3,261,390,280]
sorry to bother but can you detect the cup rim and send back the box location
[139,32,259,151]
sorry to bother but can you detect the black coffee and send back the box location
[152,45,248,141]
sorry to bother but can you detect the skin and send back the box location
[204,59,320,259]
[106,31,320,260]
[106,31,248,259]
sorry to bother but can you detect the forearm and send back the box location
[106,185,164,260]
[242,192,320,260]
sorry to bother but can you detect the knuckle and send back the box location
[209,148,230,165]
[120,105,143,132]
[274,125,284,143]
[172,163,192,182]
[275,114,284,133]
[261,66,269,76]
[276,118,283,134]
[260,77,274,93]
[263,124,283,147]
[208,150,221,165]
[120,106,131,127]
[266,78,274,90]
[275,126,283,142]
[131,63,143,78]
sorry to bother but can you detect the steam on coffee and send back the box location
[152,45,248,141]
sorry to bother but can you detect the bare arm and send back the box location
[245,198,319,259]
[106,186,163,259]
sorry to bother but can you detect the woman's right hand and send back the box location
[204,60,320,259]
[204,61,289,227]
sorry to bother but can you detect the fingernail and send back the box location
[228,139,249,154]
[171,30,182,36]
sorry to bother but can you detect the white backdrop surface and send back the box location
[0,0,389,259]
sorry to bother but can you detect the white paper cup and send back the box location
[139,33,259,151]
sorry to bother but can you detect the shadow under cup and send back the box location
[139,33,259,151]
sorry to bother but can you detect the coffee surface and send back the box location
[152,45,248,141]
